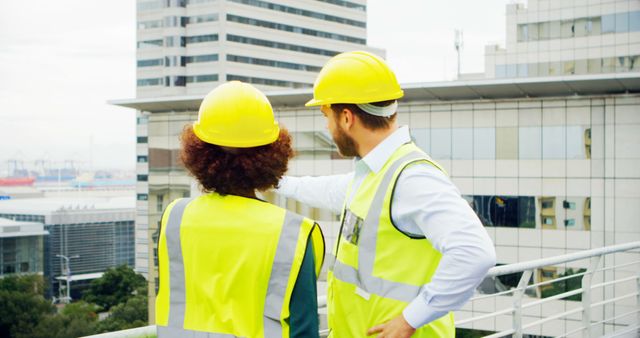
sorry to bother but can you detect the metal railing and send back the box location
[455,241,640,338]
[84,242,640,338]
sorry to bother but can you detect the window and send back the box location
[588,58,602,74]
[506,64,517,78]
[452,128,473,159]
[137,156,148,163]
[226,74,312,88]
[538,22,550,40]
[137,136,148,143]
[518,24,529,41]
[586,17,601,35]
[137,194,149,201]
[564,219,576,226]
[227,0,366,28]
[137,39,163,49]
[547,20,560,39]
[226,14,365,44]
[561,20,574,38]
[157,194,164,212]
[185,34,218,44]
[316,0,366,11]
[431,129,452,159]
[575,18,588,37]
[187,74,218,83]
[528,63,539,77]
[495,65,507,78]
[474,128,496,159]
[602,57,616,73]
[137,78,162,86]
[227,34,339,57]
[137,175,148,182]
[189,13,218,24]
[496,127,518,159]
[185,54,218,64]
[563,200,576,209]
[137,59,163,67]
[602,14,615,33]
[630,12,640,32]
[542,126,566,159]
[519,127,542,159]
[564,61,575,75]
[615,12,629,33]
[226,54,322,72]
[575,59,588,75]
[518,64,528,77]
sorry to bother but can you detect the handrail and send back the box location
[457,241,640,338]
[486,241,640,277]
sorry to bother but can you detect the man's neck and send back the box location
[355,124,398,158]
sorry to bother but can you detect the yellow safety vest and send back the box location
[327,142,455,338]
[156,193,325,338]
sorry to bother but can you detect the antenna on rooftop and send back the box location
[454,29,464,79]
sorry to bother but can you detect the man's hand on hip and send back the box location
[366,314,416,338]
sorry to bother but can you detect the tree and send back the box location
[541,268,586,301]
[83,265,147,311]
[95,295,148,333]
[0,275,54,338]
[30,301,99,338]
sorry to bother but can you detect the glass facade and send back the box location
[45,221,135,297]
[226,14,366,44]
[0,236,44,275]
[517,11,640,42]
[227,0,366,28]
[226,34,340,57]
[496,55,640,78]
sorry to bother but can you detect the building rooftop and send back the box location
[0,196,135,216]
[110,73,640,112]
[0,217,48,238]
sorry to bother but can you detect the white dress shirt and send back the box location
[277,126,496,328]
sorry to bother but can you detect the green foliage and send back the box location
[30,301,99,338]
[83,264,147,311]
[0,275,54,338]
[1,269,148,337]
[541,268,586,301]
[95,295,148,333]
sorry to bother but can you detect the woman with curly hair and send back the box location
[155,81,324,338]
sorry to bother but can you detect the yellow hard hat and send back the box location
[193,81,279,147]
[305,51,404,106]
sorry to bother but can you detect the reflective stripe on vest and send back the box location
[329,150,426,302]
[161,198,307,337]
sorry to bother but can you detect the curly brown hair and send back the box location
[180,126,294,196]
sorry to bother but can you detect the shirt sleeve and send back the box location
[275,174,352,214]
[392,163,497,328]
[289,238,320,338]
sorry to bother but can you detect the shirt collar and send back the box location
[355,126,411,174]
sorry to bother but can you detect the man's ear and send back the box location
[341,108,355,130]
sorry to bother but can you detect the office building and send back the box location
[130,0,381,319]
[115,0,640,332]
[0,217,47,277]
[486,0,640,78]
[0,197,135,300]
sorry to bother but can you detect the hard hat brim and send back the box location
[305,98,323,107]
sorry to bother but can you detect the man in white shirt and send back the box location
[277,51,496,338]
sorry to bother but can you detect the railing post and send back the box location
[581,254,601,338]
[513,269,533,338]
[637,266,640,331]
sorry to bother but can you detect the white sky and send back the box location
[0,0,512,172]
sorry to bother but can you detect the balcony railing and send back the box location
[83,241,640,338]
[456,241,640,338]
